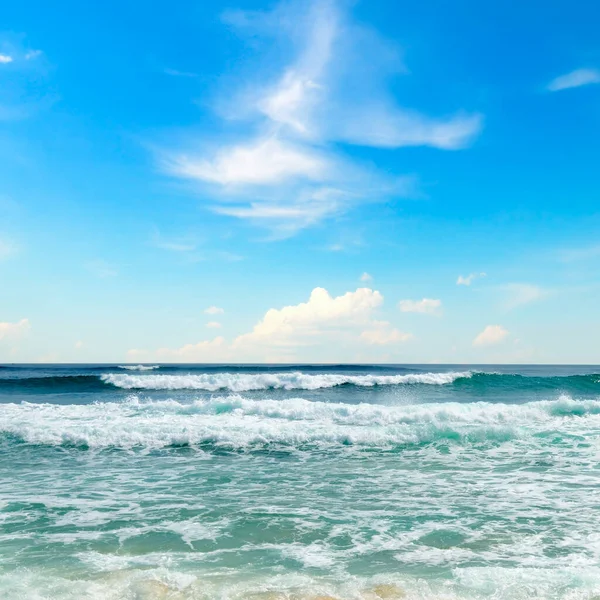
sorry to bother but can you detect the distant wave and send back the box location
[0,394,597,451]
[1,370,600,394]
[100,371,472,391]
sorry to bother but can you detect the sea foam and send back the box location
[101,370,472,391]
[1,394,597,451]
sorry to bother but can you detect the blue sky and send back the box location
[1,0,600,363]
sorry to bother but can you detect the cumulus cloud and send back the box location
[547,68,600,92]
[129,286,410,361]
[457,272,486,286]
[0,54,13,64]
[398,298,442,315]
[160,0,482,236]
[0,318,30,340]
[233,287,383,348]
[473,325,509,347]
[204,306,224,315]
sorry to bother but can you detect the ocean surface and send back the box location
[1,364,600,599]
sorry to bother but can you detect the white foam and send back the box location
[1,394,598,451]
[117,365,160,371]
[101,370,471,391]
[1,566,600,600]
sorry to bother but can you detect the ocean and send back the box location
[1,364,599,599]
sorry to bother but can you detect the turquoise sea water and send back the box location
[1,364,600,599]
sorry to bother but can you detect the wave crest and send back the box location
[100,371,471,391]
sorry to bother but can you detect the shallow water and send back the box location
[1,364,600,599]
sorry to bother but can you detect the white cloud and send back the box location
[204,306,224,315]
[130,286,409,361]
[360,272,372,282]
[337,108,482,150]
[167,137,329,186]
[360,325,412,345]
[473,325,509,347]
[213,186,349,237]
[234,287,383,348]
[206,321,222,329]
[0,54,13,64]
[0,318,30,340]
[249,1,481,150]
[547,68,600,92]
[398,298,442,315]
[74,341,84,349]
[502,283,547,310]
[160,0,482,236]
[457,272,486,286]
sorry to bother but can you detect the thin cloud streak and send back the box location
[547,68,600,91]
[501,283,548,310]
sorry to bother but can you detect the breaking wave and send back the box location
[1,394,597,451]
[100,371,472,391]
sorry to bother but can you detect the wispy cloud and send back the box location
[473,324,509,347]
[360,272,372,282]
[150,231,244,261]
[398,298,442,315]
[0,54,13,64]
[457,272,486,286]
[547,68,600,92]
[501,283,548,310]
[204,306,224,315]
[206,321,222,329]
[160,0,482,237]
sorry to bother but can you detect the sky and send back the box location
[1,0,600,364]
